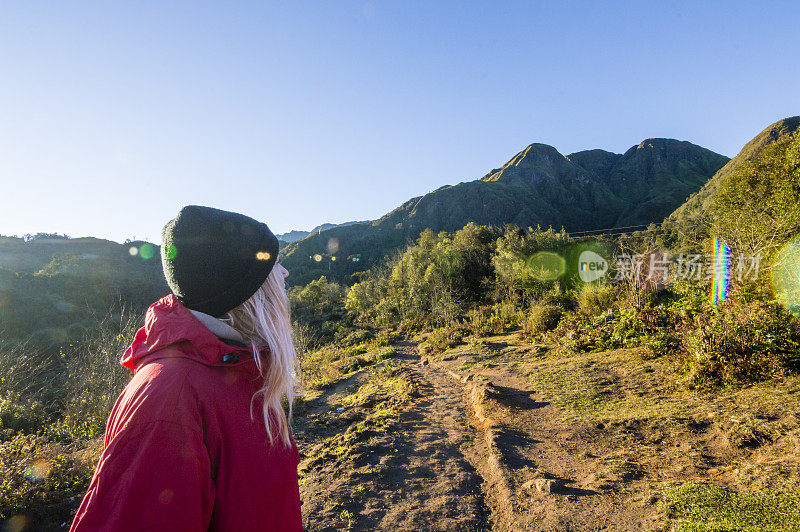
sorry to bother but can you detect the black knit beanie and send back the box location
[160,205,280,317]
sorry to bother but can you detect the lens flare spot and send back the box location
[255,252,271,261]
[23,460,51,482]
[327,238,340,254]
[223,369,239,385]
[2,515,29,532]
[49,328,68,344]
[331,256,336,262]
[138,243,155,260]
[164,244,178,261]
[313,254,322,262]
[711,238,731,306]
[159,488,174,505]
[772,236,800,317]
[527,252,566,281]
[128,246,138,256]
[53,300,75,313]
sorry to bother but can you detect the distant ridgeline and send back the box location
[281,138,729,285]
[0,235,169,348]
[277,221,370,245]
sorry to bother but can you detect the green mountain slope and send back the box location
[282,138,728,285]
[666,116,800,249]
[572,139,730,227]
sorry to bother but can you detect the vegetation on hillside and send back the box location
[0,236,168,350]
[667,116,800,252]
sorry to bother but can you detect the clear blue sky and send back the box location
[1,1,798,243]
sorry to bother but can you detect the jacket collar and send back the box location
[121,294,266,376]
[188,309,245,344]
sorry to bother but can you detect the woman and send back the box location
[71,205,303,531]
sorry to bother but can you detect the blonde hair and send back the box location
[225,265,300,446]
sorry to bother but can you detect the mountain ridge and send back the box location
[281,136,728,285]
[277,220,370,244]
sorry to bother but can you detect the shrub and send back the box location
[540,284,577,312]
[577,282,620,316]
[685,299,800,386]
[643,331,684,360]
[373,330,396,347]
[0,433,94,523]
[524,305,563,336]
[375,347,396,361]
[488,300,525,334]
[552,308,647,353]
[419,326,464,356]
[465,307,493,338]
[336,328,371,347]
[339,355,373,374]
[292,320,319,356]
[0,392,51,438]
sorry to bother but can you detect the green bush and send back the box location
[643,331,684,360]
[420,326,464,356]
[462,302,524,338]
[524,305,563,336]
[487,300,525,333]
[373,330,396,347]
[0,433,94,524]
[339,355,373,374]
[577,282,620,316]
[375,347,396,361]
[0,392,51,439]
[336,328,371,347]
[685,299,800,386]
[466,307,494,338]
[292,320,319,356]
[540,284,577,312]
[554,308,648,353]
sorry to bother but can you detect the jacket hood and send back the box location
[121,294,266,375]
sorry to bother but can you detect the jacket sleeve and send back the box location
[70,418,214,531]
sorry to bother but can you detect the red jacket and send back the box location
[71,295,302,531]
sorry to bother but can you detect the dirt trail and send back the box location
[298,340,664,531]
[376,341,492,530]
[397,342,523,531]
[297,341,491,531]
[438,355,662,531]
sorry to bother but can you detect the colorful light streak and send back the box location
[711,238,731,306]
